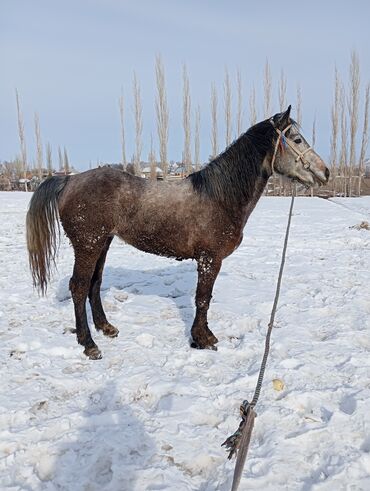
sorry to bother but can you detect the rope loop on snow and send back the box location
[222,191,296,491]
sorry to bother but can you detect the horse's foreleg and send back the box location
[88,236,118,338]
[70,252,102,360]
[191,256,221,350]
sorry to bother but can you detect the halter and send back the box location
[270,121,314,174]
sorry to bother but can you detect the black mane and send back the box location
[188,119,276,206]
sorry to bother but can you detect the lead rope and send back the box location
[222,188,296,491]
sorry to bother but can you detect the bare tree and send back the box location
[310,115,317,197]
[339,84,348,196]
[249,85,257,126]
[311,115,317,149]
[148,134,157,181]
[14,156,23,180]
[118,88,127,169]
[46,142,52,176]
[58,146,63,172]
[358,83,370,196]
[236,69,243,136]
[194,104,201,171]
[330,67,341,195]
[15,89,28,190]
[182,64,192,174]
[263,62,274,193]
[155,55,169,177]
[133,72,143,175]
[63,147,70,175]
[278,70,287,111]
[210,84,218,158]
[34,112,43,179]
[224,68,232,145]
[278,80,289,196]
[296,84,302,126]
[348,51,360,196]
[263,60,272,118]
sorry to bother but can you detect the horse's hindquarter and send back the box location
[115,179,240,260]
[58,168,131,249]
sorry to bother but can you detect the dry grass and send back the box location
[350,221,370,230]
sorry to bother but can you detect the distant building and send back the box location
[141,166,164,180]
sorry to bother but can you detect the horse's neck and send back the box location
[241,173,269,227]
[225,153,270,228]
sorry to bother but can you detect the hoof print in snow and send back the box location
[9,349,25,359]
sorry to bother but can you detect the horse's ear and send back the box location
[273,105,291,129]
[283,105,292,121]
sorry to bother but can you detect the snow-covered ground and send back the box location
[1,192,370,491]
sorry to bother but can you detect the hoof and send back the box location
[84,346,102,360]
[97,323,119,338]
[190,332,218,350]
[190,330,218,350]
[191,340,218,351]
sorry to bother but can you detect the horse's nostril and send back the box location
[325,168,330,181]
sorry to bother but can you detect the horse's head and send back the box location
[269,106,329,187]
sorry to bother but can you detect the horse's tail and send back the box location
[26,176,69,294]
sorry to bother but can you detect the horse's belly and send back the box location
[116,223,195,259]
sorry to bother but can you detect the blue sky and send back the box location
[1,0,369,169]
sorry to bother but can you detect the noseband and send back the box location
[270,122,314,174]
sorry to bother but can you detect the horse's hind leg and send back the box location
[191,255,221,350]
[70,246,106,360]
[88,236,119,338]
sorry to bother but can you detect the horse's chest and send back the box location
[218,228,243,257]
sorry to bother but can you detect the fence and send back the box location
[266,173,370,198]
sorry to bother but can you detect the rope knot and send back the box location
[222,400,256,460]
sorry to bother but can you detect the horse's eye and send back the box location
[294,138,302,144]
